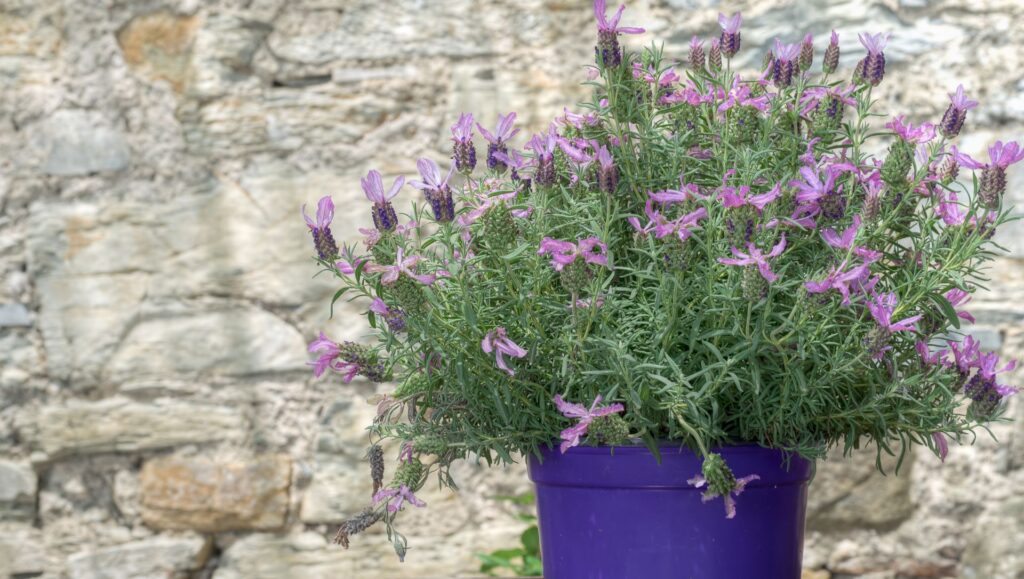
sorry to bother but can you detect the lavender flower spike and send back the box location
[798,33,814,71]
[478,112,521,173]
[302,196,339,260]
[689,36,706,71]
[940,85,978,139]
[688,453,759,519]
[408,158,456,223]
[855,32,889,86]
[361,169,403,232]
[718,12,742,58]
[594,0,645,69]
[822,30,840,74]
[553,394,625,453]
[595,144,618,194]
[481,327,528,376]
[978,141,1024,208]
[451,113,477,173]
[770,39,801,88]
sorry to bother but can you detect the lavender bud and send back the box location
[865,52,885,86]
[709,39,723,73]
[939,104,967,139]
[720,30,741,59]
[597,30,622,68]
[367,445,385,495]
[535,155,556,186]
[798,34,814,71]
[598,164,618,195]
[371,202,399,233]
[980,166,1006,209]
[312,227,339,261]
[819,188,848,222]
[823,31,840,73]
[333,507,383,547]
[938,155,960,185]
[426,187,455,223]
[772,58,796,88]
[453,140,476,174]
[689,36,705,71]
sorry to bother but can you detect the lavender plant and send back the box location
[307,1,1021,558]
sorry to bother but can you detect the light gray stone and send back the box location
[0,303,31,327]
[0,524,46,577]
[0,460,36,520]
[808,447,915,529]
[67,534,212,579]
[31,110,131,176]
[37,397,247,457]
[299,456,371,524]
[961,497,1024,579]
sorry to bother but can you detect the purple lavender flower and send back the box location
[949,335,981,377]
[553,394,625,453]
[593,0,645,68]
[823,30,840,74]
[945,288,975,324]
[629,201,707,242]
[964,352,1019,416]
[302,196,339,260]
[936,190,967,226]
[868,292,922,333]
[689,36,705,70]
[527,126,560,187]
[361,170,404,232]
[373,485,426,513]
[718,12,742,58]
[451,113,477,173]
[939,85,978,139]
[886,116,937,144]
[478,112,521,173]
[687,469,760,519]
[370,297,407,333]
[719,183,781,214]
[718,235,787,283]
[595,144,618,194]
[821,215,861,250]
[538,237,609,271]
[481,327,528,376]
[916,340,947,367]
[365,248,437,286]
[307,332,384,383]
[799,85,856,116]
[408,158,456,223]
[804,260,871,306]
[717,78,770,113]
[856,32,889,86]
[770,39,800,88]
[493,148,534,189]
[969,141,1024,208]
[647,182,705,205]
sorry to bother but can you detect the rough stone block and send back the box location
[0,460,36,520]
[140,454,291,532]
[66,534,211,579]
[37,397,246,457]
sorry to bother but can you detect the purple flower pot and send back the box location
[528,444,813,579]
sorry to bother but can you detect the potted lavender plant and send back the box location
[304,2,1021,577]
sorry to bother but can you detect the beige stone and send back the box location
[37,397,246,457]
[117,12,200,92]
[808,447,915,529]
[67,534,212,579]
[140,454,291,532]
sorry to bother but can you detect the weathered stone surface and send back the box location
[67,534,212,579]
[117,12,200,92]
[37,397,246,457]
[0,302,31,327]
[28,110,131,176]
[961,496,1024,578]
[0,524,46,577]
[140,454,291,532]
[0,459,36,520]
[808,447,915,529]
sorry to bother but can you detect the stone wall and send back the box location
[0,0,1022,577]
